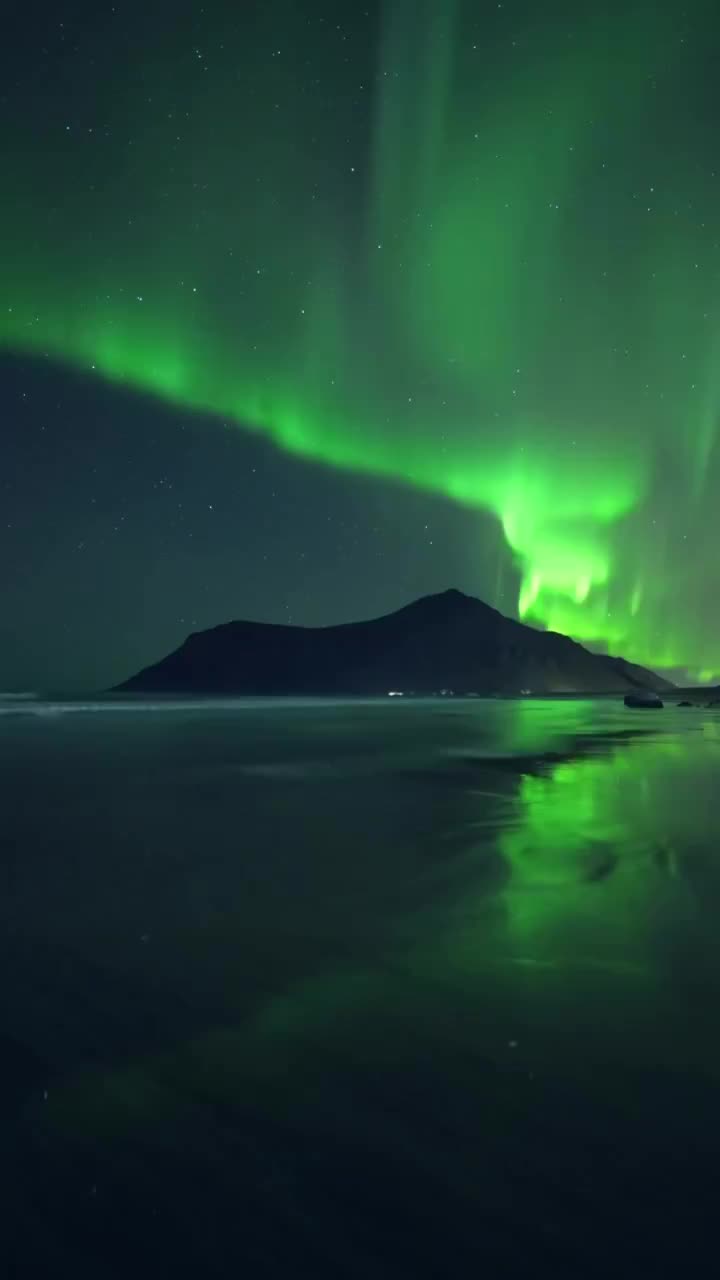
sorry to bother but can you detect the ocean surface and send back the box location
[2,694,719,1277]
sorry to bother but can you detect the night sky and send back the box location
[2,0,719,691]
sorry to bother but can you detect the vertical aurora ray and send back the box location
[1,0,719,673]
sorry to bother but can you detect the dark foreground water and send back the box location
[1,695,719,1277]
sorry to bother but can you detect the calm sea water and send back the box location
[2,695,719,1277]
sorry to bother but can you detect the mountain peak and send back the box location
[116,588,671,696]
[402,587,489,613]
[396,587,503,625]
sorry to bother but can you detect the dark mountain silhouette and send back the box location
[115,589,673,696]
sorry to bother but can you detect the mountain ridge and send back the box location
[115,589,672,695]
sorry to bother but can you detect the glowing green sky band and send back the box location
[2,0,718,675]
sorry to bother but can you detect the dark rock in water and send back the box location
[584,850,619,882]
[677,701,694,707]
[624,693,663,708]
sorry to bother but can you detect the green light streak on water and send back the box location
[40,707,720,1148]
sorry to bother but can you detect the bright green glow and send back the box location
[497,745,680,964]
[1,0,718,672]
[423,705,720,992]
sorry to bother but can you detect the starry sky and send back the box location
[2,0,719,691]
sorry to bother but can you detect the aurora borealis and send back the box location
[2,0,720,684]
